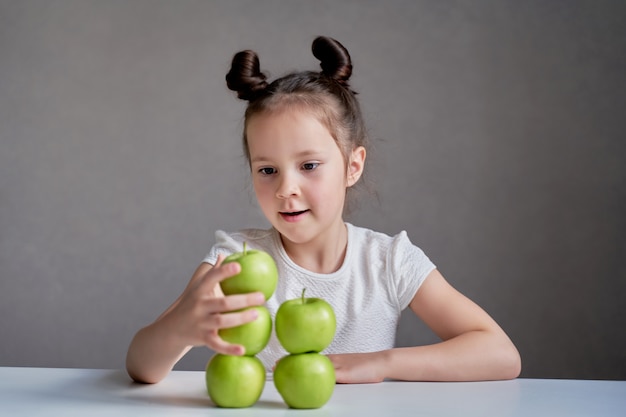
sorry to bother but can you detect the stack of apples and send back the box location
[204,244,337,409]
[204,243,278,408]
[274,288,337,409]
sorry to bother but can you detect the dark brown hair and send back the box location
[225,36,368,166]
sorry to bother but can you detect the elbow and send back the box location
[126,363,150,384]
[126,365,161,385]
[482,330,522,381]
[126,352,162,385]
[499,343,522,380]
[509,349,522,379]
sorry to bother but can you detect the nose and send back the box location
[276,172,300,199]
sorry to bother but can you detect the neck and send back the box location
[280,220,348,274]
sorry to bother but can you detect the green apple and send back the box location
[221,242,278,301]
[275,288,336,354]
[217,305,272,356]
[205,353,265,408]
[274,352,336,409]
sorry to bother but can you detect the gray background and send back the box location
[1,0,625,380]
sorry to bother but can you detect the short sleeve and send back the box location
[388,231,437,310]
[203,230,247,265]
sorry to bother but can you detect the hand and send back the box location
[327,352,388,384]
[162,255,266,356]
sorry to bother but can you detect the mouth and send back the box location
[280,210,309,216]
[279,209,310,222]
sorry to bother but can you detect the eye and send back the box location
[302,162,319,171]
[258,167,277,176]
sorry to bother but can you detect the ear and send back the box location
[346,146,366,187]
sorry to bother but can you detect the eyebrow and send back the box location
[251,150,325,164]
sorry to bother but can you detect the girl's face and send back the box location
[247,108,364,248]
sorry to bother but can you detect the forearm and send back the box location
[126,319,191,384]
[383,330,521,382]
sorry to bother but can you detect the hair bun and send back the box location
[226,50,268,101]
[312,36,353,86]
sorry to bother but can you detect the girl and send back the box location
[126,36,521,384]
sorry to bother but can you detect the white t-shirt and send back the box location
[203,222,436,371]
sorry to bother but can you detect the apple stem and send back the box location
[243,241,247,255]
[301,288,306,304]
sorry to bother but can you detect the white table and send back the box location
[1,367,624,416]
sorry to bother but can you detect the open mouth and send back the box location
[280,210,309,217]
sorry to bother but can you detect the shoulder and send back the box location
[215,228,275,247]
[204,228,276,264]
[347,222,435,279]
[347,223,436,310]
[348,223,436,310]
[347,223,419,255]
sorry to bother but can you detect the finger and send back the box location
[326,354,345,372]
[214,253,226,267]
[200,261,241,290]
[334,371,350,384]
[207,337,246,356]
[206,292,265,314]
[203,329,246,356]
[206,306,260,329]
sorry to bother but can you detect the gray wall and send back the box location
[1,1,624,380]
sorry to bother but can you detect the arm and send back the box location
[125,257,265,384]
[329,269,521,383]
